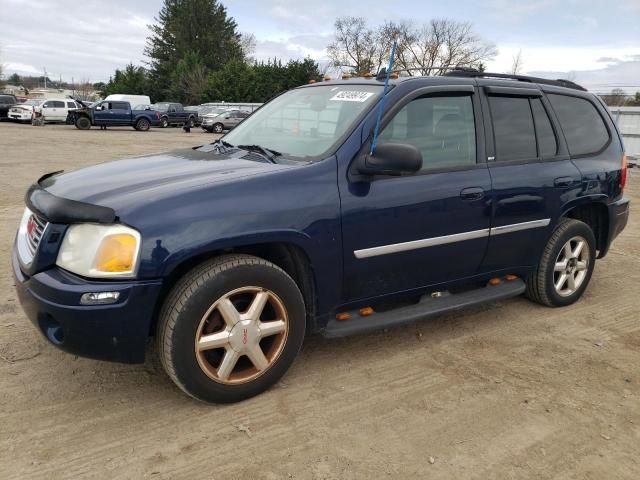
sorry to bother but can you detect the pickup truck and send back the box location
[153,102,196,128]
[12,71,630,404]
[67,100,161,131]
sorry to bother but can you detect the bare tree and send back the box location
[601,88,628,107]
[327,17,381,75]
[75,78,95,101]
[328,17,496,77]
[510,49,524,74]
[240,33,257,64]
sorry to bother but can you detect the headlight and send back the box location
[56,224,141,278]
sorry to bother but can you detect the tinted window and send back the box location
[0,95,16,104]
[378,95,476,171]
[50,100,65,108]
[489,96,537,161]
[66,101,77,109]
[531,98,557,157]
[548,94,609,156]
[112,102,129,110]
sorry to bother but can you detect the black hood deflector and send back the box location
[26,172,116,224]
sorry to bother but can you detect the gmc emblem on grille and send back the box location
[27,216,37,239]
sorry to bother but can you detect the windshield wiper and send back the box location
[237,144,281,163]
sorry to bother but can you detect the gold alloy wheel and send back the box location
[194,286,289,385]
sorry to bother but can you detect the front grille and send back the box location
[25,213,48,256]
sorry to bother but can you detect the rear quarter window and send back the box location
[547,94,609,156]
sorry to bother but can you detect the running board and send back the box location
[322,279,526,339]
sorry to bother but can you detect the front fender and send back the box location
[157,229,313,278]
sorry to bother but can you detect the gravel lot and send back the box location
[0,122,638,479]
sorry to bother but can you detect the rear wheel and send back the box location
[526,218,596,307]
[187,117,195,128]
[157,254,306,403]
[135,118,150,131]
[160,117,169,128]
[75,116,91,130]
[213,122,224,134]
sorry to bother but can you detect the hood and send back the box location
[40,147,295,214]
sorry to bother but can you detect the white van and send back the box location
[104,94,151,107]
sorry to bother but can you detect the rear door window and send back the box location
[112,102,129,110]
[489,96,537,161]
[531,98,558,158]
[547,94,609,156]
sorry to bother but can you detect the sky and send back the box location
[1,0,639,94]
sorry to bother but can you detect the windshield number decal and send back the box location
[330,91,374,102]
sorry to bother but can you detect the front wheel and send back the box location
[160,117,169,128]
[213,122,224,134]
[75,116,91,130]
[526,218,596,307]
[157,254,306,403]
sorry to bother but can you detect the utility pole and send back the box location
[43,67,47,89]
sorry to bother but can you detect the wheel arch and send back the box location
[150,239,318,336]
[561,198,610,258]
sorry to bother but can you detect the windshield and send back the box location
[223,85,383,159]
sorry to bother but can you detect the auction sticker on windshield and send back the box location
[330,91,375,102]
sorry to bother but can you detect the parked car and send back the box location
[7,98,44,122]
[0,94,18,120]
[201,109,250,133]
[33,98,83,123]
[67,100,161,130]
[12,71,630,403]
[152,102,196,128]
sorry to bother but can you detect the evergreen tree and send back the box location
[145,0,243,100]
[101,64,150,98]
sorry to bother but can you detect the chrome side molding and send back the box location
[354,218,551,259]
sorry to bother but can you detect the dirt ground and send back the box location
[0,122,638,479]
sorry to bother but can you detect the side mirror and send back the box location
[357,143,423,176]
[95,105,103,111]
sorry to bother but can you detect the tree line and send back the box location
[101,1,500,105]
[100,0,320,105]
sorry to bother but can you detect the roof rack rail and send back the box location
[443,70,587,91]
[376,66,479,81]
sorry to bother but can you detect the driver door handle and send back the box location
[460,187,485,201]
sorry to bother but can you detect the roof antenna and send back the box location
[370,38,397,156]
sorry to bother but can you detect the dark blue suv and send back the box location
[13,71,630,403]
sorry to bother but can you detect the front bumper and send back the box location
[9,111,32,121]
[12,249,163,363]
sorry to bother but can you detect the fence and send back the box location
[609,106,640,162]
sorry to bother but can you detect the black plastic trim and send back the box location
[484,85,542,97]
[322,279,526,338]
[26,181,116,224]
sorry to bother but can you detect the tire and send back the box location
[526,218,596,307]
[75,116,91,130]
[135,118,150,131]
[188,117,195,128]
[157,254,306,403]
[213,122,224,134]
[160,117,169,128]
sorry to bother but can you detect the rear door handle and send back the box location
[554,176,574,188]
[460,187,485,201]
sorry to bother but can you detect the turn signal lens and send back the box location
[621,154,628,191]
[95,234,137,272]
[359,307,374,316]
